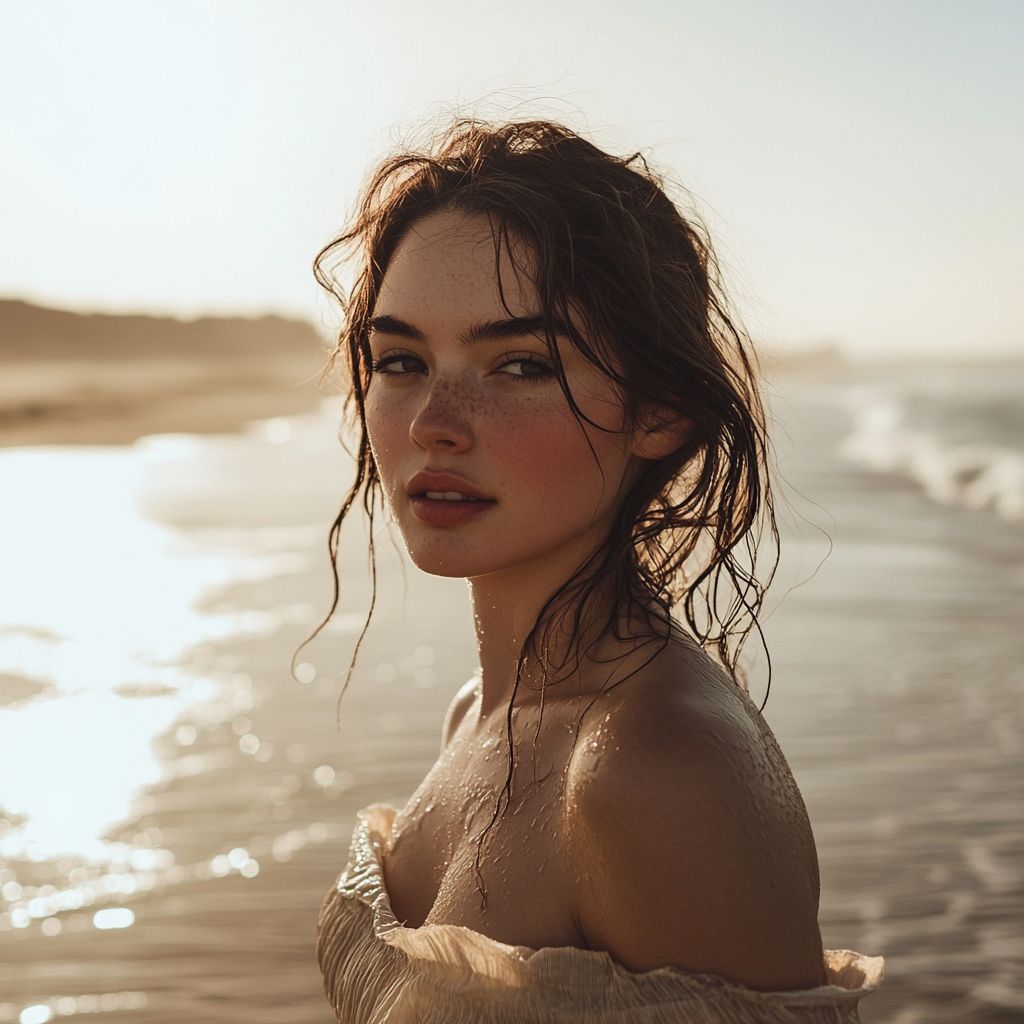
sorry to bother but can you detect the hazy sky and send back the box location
[1,1,1020,357]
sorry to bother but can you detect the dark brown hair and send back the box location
[315,118,775,694]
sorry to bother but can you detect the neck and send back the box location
[467,530,654,719]
[467,576,549,719]
[466,528,593,717]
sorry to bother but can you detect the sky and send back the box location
[0,0,1020,359]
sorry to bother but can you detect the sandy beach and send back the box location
[0,300,329,447]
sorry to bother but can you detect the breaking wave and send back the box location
[841,391,1024,522]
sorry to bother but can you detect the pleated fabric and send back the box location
[318,805,884,1024]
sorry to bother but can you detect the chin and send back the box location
[397,524,540,580]
[403,543,502,580]
[394,507,604,583]
[406,552,475,579]
[393,525,481,579]
[389,503,507,579]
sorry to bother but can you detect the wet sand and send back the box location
[0,357,326,447]
[1,363,1022,1023]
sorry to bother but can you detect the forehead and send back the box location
[375,210,538,320]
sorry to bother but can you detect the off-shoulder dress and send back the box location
[317,805,883,1024]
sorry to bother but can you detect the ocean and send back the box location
[1,360,1022,1023]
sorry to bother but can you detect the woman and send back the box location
[314,120,882,1023]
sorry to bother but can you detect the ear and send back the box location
[631,404,693,461]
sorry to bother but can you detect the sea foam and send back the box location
[841,390,1024,522]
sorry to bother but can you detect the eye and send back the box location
[497,354,553,381]
[372,351,426,375]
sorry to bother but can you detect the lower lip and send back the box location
[409,496,496,525]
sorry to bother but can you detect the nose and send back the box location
[408,376,474,453]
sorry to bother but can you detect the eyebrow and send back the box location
[367,314,569,345]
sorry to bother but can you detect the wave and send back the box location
[841,391,1024,522]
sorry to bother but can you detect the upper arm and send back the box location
[440,676,479,753]
[567,695,824,991]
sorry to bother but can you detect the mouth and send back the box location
[422,490,485,502]
[406,474,496,525]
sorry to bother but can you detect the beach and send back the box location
[1,339,1022,1023]
[0,300,328,446]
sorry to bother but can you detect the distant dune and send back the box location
[0,299,332,445]
[0,299,325,361]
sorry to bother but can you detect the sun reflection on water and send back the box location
[0,447,282,865]
[0,406,349,878]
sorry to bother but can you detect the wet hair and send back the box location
[312,120,777,851]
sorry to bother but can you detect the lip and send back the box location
[406,471,494,502]
[405,470,496,526]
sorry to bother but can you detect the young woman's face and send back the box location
[364,210,639,583]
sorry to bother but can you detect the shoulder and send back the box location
[566,639,824,991]
[567,639,798,827]
[441,676,480,750]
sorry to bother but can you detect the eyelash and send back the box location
[372,351,425,375]
[496,352,554,381]
[370,350,554,382]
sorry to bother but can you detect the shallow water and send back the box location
[1,365,1022,1023]
[768,363,1024,1022]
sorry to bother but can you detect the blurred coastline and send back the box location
[0,300,329,447]
[0,306,1022,1023]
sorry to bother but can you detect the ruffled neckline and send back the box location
[336,803,884,1005]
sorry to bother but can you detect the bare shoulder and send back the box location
[566,638,824,991]
[440,676,480,751]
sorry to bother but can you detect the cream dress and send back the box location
[318,806,883,1024]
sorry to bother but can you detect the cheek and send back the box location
[487,397,627,507]
[364,389,411,482]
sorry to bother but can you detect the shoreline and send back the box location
[0,356,330,447]
[0,298,332,446]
